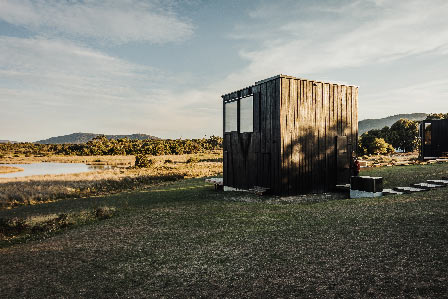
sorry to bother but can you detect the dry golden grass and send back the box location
[0,155,134,165]
[0,166,23,174]
[0,152,223,209]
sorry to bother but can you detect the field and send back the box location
[0,152,222,209]
[1,156,448,297]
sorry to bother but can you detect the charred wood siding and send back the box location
[222,75,358,195]
[420,119,448,158]
[222,81,280,191]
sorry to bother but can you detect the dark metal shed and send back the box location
[221,74,359,195]
[420,119,448,159]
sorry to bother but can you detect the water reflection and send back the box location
[0,162,113,178]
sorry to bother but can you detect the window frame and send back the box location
[239,95,254,133]
[223,94,254,134]
[424,122,432,145]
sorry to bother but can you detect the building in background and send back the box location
[420,119,448,159]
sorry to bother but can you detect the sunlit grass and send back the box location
[0,152,222,209]
[0,159,447,297]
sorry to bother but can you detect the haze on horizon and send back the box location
[1,0,448,142]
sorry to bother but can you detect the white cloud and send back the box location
[0,36,159,102]
[230,0,448,79]
[0,36,222,141]
[360,79,448,119]
[2,0,448,141]
[0,0,193,44]
[214,0,448,122]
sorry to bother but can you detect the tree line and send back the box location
[0,136,223,157]
[2,113,447,157]
[358,113,448,155]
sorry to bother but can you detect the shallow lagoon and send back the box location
[0,162,112,178]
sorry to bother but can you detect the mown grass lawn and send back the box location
[1,163,447,298]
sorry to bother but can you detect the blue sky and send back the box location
[1,0,448,141]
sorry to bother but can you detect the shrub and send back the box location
[135,154,153,168]
[359,132,394,155]
[388,119,419,152]
[95,207,116,220]
[370,138,395,155]
[186,156,200,164]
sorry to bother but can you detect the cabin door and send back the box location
[336,136,350,185]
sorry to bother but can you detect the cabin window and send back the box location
[240,96,253,133]
[224,101,238,132]
[424,123,432,145]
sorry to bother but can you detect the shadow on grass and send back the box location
[0,206,116,247]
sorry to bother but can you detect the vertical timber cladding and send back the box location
[222,77,281,191]
[223,86,247,189]
[222,74,358,195]
[256,77,281,192]
[279,75,358,195]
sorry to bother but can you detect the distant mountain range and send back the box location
[358,113,427,134]
[0,114,431,144]
[35,133,160,144]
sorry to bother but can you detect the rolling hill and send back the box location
[358,113,427,134]
[35,133,160,144]
[0,140,18,144]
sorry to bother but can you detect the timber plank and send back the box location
[311,82,318,192]
[266,79,275,190]
[299,80,305,194]
[281,77,290,194]
[260,83,267,153]
[317,82,324,193]
[253,91,260,133]
[305,80,312,193]
[273,78,281,193]
[328,84,335,189]
[346,86,352,143]
[266,80,272,158]
[230,132,239,188]
[323,83,330,191]
[290,78,298,195]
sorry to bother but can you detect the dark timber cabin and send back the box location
[221,74,359,195]
[420,119,448,159]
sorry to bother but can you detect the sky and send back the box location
[1,0,448,142]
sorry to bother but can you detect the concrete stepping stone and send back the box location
[382,188,404,195]
[393,186,428,193]
[411,183,443,190]
[427,179,448,186]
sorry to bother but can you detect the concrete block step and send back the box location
[393,186,428,193]
[382,189,404,195]
[428,179,448,186]
[411,183,443,190]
